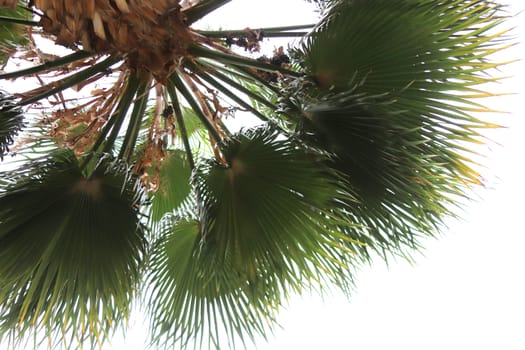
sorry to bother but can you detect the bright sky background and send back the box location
[2,1,524,349]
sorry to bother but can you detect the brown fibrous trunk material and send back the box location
[0,0,17,8]
[34,0,195,81]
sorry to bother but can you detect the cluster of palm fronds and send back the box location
[0,0,512,349]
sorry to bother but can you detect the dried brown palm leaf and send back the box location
[0,0,17,9]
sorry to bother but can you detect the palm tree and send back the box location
[0,0,512,349]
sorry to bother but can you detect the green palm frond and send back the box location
[0,91,24,160]
[0,150,147,349]
[147,126,360,349]
[0,0,513,348]
[148,150,193,229]
[0,2,30,65]
[300,0,509,93]
[148,217,280,349]
[286,0,509,256]
[195,127,357,289]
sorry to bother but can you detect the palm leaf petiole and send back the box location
[197,27,311,38]
[101,72,141,154]
[118,78,152,161]
[0,51,93,80]
[17,56,119,106]
[168,72,223,147]
[233,65,281,94]
[188,44,303,77]
[195,69,271,123]
[193,60,278,111]
[166,84,195,170]
[0,15,39,26]
[184,0,232,25]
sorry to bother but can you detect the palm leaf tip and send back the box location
[299,0,508,93]
[0,151,147,349]
[0,91,24,160]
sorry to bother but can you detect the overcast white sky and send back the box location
[2,1,524,349]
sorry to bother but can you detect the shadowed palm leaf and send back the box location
[0,0,512,348]
[0,150,146,348]
[288,0,509,257]
[148,127,359,348]
[148,218,281,349]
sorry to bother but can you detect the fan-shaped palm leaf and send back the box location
[288,0,509,256]
[147,126,359,349]
[0,0,513,348]
[195,127,357,287]
[148,217,280,349]
[0,150,146,348]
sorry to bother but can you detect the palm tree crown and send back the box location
[0,0,513,349]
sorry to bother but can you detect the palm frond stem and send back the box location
[183,73,229,163]
[197,29,309,38]
[184,0,232,25]
[197,58,281,97]
[168,72,223,147]
[194,61,278,111]
[118,78,151,161]
[101,71,141,154]
[184,72,232,137]
[214,117,232,138]
[189,44,303,77]
[188,36,286,94]
[0,51,93,80]
[79,114,118,171]
[196,24,314,38]
[233,66,282,94]
[195,69,271,123]
[165,84,195,170]
[254,24,315,31]
[0,15,38,26]
[17,56,119,106]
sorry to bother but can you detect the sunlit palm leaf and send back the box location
[0,150,146,349]
[290,0,508,256]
